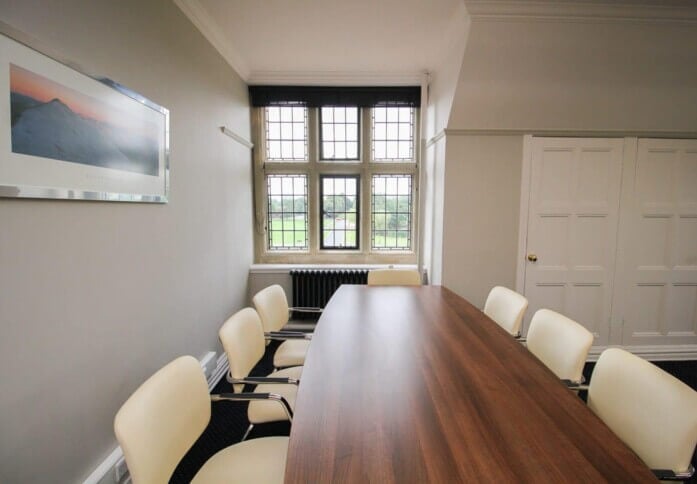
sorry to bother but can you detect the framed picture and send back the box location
[0,24,169,203]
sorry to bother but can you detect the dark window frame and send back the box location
[319,174,361,250]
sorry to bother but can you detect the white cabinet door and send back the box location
[616,139,697,345]
[523,138,624,345]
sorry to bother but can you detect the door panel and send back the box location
[523,138,624,345]
[618,139,697,345]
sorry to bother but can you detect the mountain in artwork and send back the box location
[10,92,159,176]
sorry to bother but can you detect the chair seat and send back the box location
[273,339,310,368]
[192,436,288,483]
[248,366,303,424]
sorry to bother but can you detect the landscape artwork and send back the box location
[0,30,169,202]
[10,64,159,176]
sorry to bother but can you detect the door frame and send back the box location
[514,135,534,297]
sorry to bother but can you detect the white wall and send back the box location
[438,17,697,303]
[424,5,469,139]
[441,135,522,306]
[449,19,697,131]
[0,1,253,482]
[422,138,447,284]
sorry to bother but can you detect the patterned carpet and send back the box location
[170,342,697,483]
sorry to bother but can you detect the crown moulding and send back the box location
[173,0,251,80]
[464,0,697,23]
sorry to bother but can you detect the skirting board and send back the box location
[82,353,230,484]
[587,344,697,362]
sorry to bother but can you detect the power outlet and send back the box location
[113,456,128,483]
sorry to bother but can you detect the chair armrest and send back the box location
[562,379,589,391]
[265,331,312,341]
[227,375,299,386]
[652,464,695,481]
[289,306,322,314]
[211,392,294,421]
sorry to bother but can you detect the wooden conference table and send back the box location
[284,285,657,483]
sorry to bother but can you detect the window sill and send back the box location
[249,263,418,274]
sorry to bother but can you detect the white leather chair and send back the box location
[367,269,421,286]
[220,308,302,440]
[587,348,697,481]
[114,356,289,484]
[483,286,528,337]
[253,285,312,369]
[526,309,593,385]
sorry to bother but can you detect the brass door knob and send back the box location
[527,254,538,262]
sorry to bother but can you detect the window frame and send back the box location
[370,174,414,251]
[252,106,419,264]
[319,174,360,250]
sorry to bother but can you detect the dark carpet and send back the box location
[171,340,290,483]
[170,346,697,483]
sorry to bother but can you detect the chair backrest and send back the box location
[253,284,289,332]
[483,286,528,336]
[588,348,697,474]
[367,269,421,286]
[526,309,593,383]
[219,308,266,392]
[114,356,210,484]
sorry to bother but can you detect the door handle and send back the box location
[527,253,538,262]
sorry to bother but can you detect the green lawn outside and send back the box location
[269,215,410,249]
[269,216,307,248]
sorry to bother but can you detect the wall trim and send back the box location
[173,0,250,80]
[220,126,253,149]
[82,446,124,484]
[248,70,427,86]
[465,1,697,24]
[210,352,230,392]
[587,344,697,362]
[442,128,697,138]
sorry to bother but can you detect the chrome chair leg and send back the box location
[241,423,254,442]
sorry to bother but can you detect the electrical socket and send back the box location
[113,456,128,483]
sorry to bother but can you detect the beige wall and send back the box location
[450,20,697,131]
[437,17,697,304]
[422,137,447,284]
[441,135,523,306]
[423,6,469,139]
[0,1,252,482]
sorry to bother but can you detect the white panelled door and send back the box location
[523,138,624,345]
[616,139,697,346]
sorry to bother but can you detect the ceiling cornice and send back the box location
[247,70,428,86]
[464,0,697,23]
[174,0,251,80]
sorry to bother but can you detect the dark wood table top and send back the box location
[285,285,657,483]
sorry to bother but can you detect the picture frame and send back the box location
[0,22,169,203]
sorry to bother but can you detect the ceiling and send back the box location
[174,0,467,84]
[174,0,697,85]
